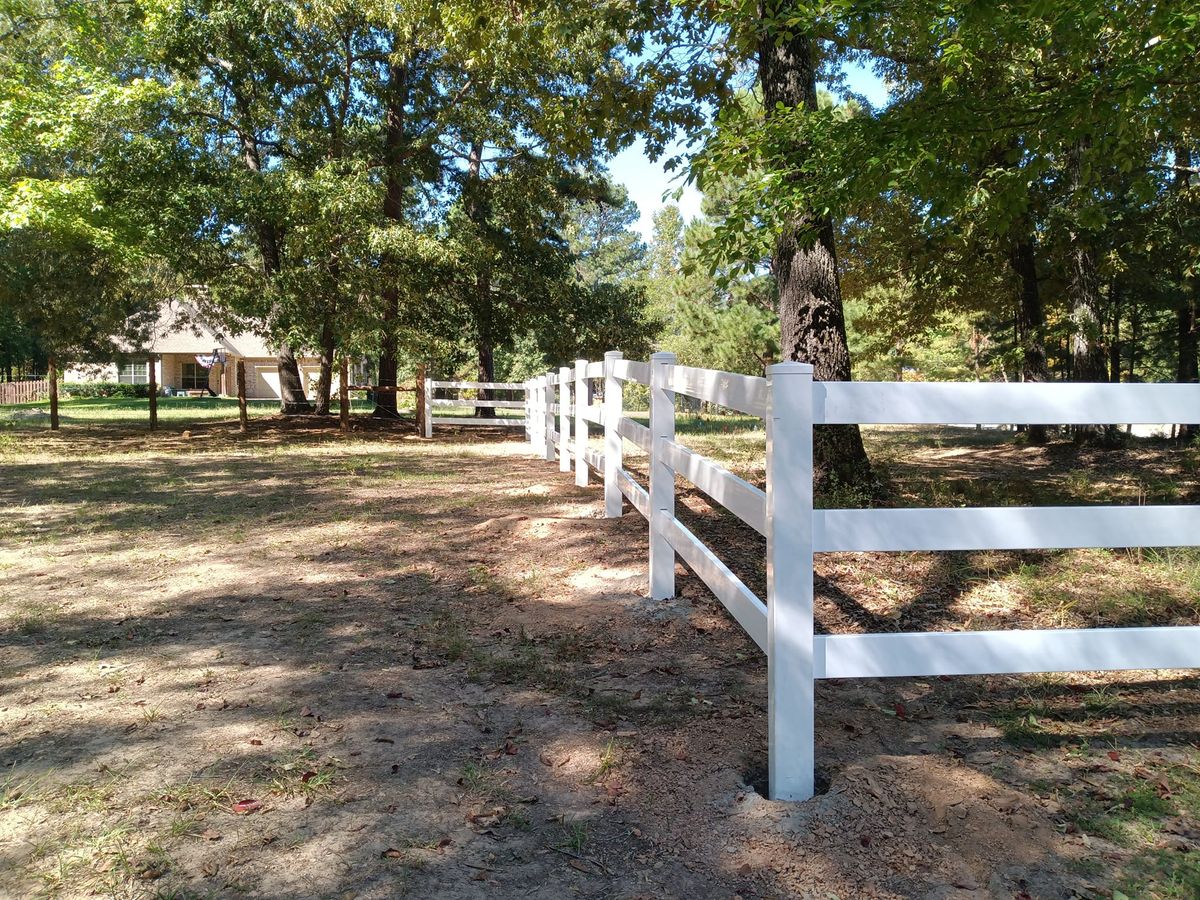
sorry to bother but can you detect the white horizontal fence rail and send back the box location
[423,380,527,436]
[815,381,1200,425]
[612,358,649,386]
[661,438,767,536]
[522,355,1200,804]
[616,468,649,518]
[815,506,1200,552]
[431,398,526,409]
[816,626,1200,680]
[617,416,651,451]
[432,380,525,390]
[664,363,768,417]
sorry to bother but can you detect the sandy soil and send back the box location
[1,419,1197,899]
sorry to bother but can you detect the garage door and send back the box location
[252,365,281,399]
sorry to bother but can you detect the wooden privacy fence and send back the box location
[520,352,1200,801]
[421,380,527,436]
[0,379,50,405]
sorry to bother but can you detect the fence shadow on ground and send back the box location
[2,422,1197,898]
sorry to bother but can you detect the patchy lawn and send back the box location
[1,414,1197,899]
[0,396,382,429]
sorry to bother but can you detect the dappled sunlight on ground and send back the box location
[1,416,1198,898]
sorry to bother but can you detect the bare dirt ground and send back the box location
[1,419,1198,899]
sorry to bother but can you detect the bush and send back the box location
[62,381,152,399]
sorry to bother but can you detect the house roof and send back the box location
[140,301,278,358]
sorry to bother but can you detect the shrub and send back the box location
[62,382,152,399]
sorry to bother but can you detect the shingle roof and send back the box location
[141,301,280,358]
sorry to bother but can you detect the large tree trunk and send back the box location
[374,56,409,419]
[475,333,496,419]
[415,363,427,434]
[1068,248,1107,383]
[1175,146,1198,440]
[237,359,248,433]
[148,354,157,430]
[1109,283,1123,383]
[233,102,310,416]
[252,212,308,416]
[464,139,496,419]
[276,344,311,414]
[1177,294,1198,441]
[1009,227,1049,444]
[1128,301,1139,381]
[48,355,59,430]
[314,313,335,416]
[1066,139,1112,444]
[375,336,399,418]
[277,345,311,412]
[758,12,871,489]
[339,355,350,433]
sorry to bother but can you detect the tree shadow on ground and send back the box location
[2,423,1197,899]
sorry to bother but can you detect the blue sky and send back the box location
[609,61,888,241]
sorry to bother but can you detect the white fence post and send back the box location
[423,377,433,438]
[765,362,815,801]
[574,359,588,487]
[542,372,555,462]
[535,376,548,455]
[649,351,676,600]
[558,366,571,473]
[523,380,532,445]
[603,351,623,517]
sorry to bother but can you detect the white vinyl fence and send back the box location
[521,353,1200,801]
[421,380,527,437]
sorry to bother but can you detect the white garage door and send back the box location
[252,365,281,399]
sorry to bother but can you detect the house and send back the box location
[64,302,332,400]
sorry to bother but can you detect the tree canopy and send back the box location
[1,0,1197,454]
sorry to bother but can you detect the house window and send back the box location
[180,362,208,390]
[118,362,149,385]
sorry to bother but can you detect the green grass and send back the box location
[588,737,622,784]
[458,762,512,801]
[0,395,381,428]
[260,747,339,798]
[555,820,589,853]
[1115,852,1200,900]
[0,770,48,811]
[1074,782,1175,847]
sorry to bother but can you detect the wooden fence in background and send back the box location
[0,379,50,405]
[520,354,1200,801]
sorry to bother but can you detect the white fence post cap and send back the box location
[767,362,814,376]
